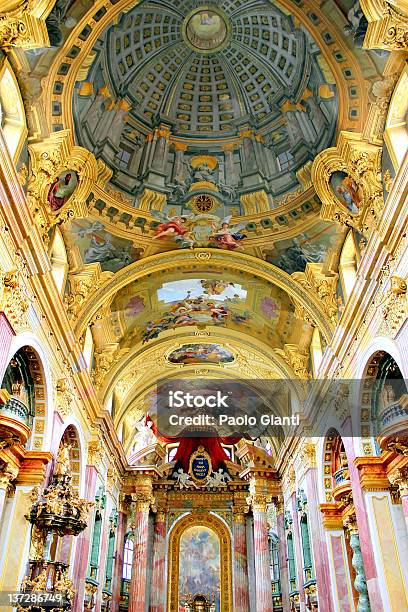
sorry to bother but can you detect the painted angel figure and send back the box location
[211,216,247,250]
[151,211,195,248]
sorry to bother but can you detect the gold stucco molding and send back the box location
[0,0,54,51]
[361,0,408,50]
[312,132,384,236]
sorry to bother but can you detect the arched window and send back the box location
[104,510,118,593]
[269,531,280,597]
[339,231,358,303]
[82,327,94,370]
[384,65,408,170]
[0,61,27,162]
[285,512,297,594]
[88,487,106,580]
[297,490,314,584]
[49,228,68,294]
[310,327,323,377]
[122,534,133,580]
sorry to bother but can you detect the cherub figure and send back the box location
[207,468,231,487]
[211,216,247,250]
[174,468,193,489]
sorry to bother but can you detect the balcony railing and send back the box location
[0,396,32,426]
[380,398,408,428]
[333,466,350,486]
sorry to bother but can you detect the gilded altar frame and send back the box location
[167,512,233,612]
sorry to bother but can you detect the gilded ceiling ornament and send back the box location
[275,344,310,379]
[382,2,408,49]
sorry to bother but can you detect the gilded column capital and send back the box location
[232,504,249,523]
[298,442,317,470]
[246,494,269,513]
[221,143,235,152]
[381,2,408,50]
[0,1,54,51]
[131,491,156,514]
[87,439,104,467]
[388,466,408,496]
[174,142,188,152]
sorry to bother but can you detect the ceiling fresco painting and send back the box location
[64,219,143,272]
[6,0,399,458]
[167,344,235,365]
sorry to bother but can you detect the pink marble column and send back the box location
[291,492,305,608]
[72,465,98,611]
[128,500,150,612]
[252,500,273,612]
[304,468,334,611]
[111,511,126,612]
[232,508,250,612]
[0,312,15,382]
[345,440,384,610]
[149,509,167,612]
[276,503,290,610]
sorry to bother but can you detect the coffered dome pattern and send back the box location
[76,0,336,136]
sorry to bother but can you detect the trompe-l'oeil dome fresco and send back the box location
[73,0,338,198]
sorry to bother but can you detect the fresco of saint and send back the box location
[48,171,78,211]
[330,171,362,214]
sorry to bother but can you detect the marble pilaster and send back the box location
[276,500,290,610]
[291,492,305,609]
[251,497,274,612]
[304,467,334,611]
[0,312,14,382]
[149,508,167,612]
[232,506,250,612]
[128,495,153,612]
[72,465,98,611]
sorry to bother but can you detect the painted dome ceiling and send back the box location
[73,0,338,195]
[76,0,337,135]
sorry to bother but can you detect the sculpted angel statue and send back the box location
[206,468,232,487]
[175,468,193,489]
[54,443,71,476]
[211,215,247,250]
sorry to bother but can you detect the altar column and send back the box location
[128,489,155,612]
[232,504,250,612]
[150,505,167,612]
[249,490,274,612]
